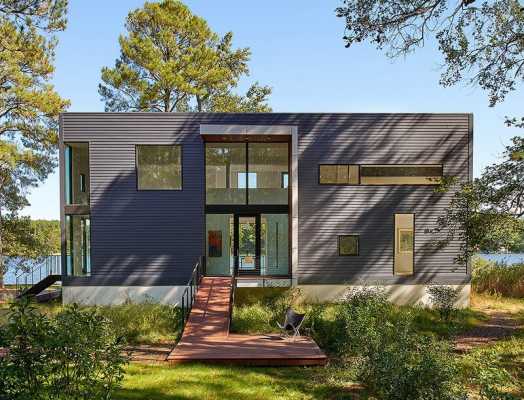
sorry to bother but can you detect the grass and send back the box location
[231,290,487,347]
[0,299,181,345]
[472,257,524,297]
[114,363,359,400]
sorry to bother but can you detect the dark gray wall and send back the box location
[61,113,471,286]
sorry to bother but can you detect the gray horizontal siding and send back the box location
[61,112,471,286]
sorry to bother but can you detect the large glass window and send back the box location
[66,215,91,276]
[136,145,181,190]
[205,213,233,276]
[65,143,89,205]
[361,165,442,185]
[206,143,246,204]
[248,143,289,204]
[205,142,289,205]
[261,214,289,275]
[394,213,414,275]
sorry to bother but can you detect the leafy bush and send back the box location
[337,288,466,400]
[0,298,128,400]
[427,285,460,321]
[472,258,524,297]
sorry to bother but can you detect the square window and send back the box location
[339,235,359,256]
[137,145,181,190]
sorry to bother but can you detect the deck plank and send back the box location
[169,277,327,366]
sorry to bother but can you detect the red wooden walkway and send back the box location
[168,277,327,366]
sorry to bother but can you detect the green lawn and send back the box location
[114,363,359,400]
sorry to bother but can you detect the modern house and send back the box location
[59,113,473,307]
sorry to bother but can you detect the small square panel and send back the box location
[339,235,359,256]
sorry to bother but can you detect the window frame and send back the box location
[338,234,360,256]
[360,164,443,186]
[65,214,92,277]
[393,213,415,276]
[64,142,90,205]
[318,164,361,185]
[318,164,443,186]
[135,144,183,191]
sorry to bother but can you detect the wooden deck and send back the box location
[168,277,327,366]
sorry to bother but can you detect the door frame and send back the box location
[233,213,261,276]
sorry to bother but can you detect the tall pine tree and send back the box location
[0,0,69,286]
[99,0,271,112]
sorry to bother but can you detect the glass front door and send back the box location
[206,212,289,277]
[237,216,257,273]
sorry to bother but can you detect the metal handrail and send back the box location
[15,255,61,294]
[179,257,204,331]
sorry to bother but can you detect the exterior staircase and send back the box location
[15,255,61,301]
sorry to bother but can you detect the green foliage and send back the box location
[435,137,524,265]
[427,285,460,321]
[99,0,271,112]
[0,298,128,399]
[0,0,69,284]
[337,288,466,400]
[336,0,524,111]
[460,338,523,400]
[472,258,524,298]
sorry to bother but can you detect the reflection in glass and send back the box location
[339,235,359,256]
[205,214,233,276]
[248,143,289,204]
[65,143,90,204]
[206,143,246,204]
[394,213,414,275]
[261,214,289,275]
[66,215,91,276]
[137,145,181,190]
[361,165,442,184]
[238,217,257,271]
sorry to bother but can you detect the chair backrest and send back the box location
[284,307,305,330]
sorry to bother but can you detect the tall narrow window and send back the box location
[137,145,182,190]
[394,214,414,275]
[64,143,89,204]
[66,215,91,276]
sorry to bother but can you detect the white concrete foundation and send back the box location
[62,286,186,306]
[297,284,471,308]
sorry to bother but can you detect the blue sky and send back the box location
[22,0,524,220]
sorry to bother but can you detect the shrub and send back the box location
[361,327,465,400]
[472,258,524,297]
[0,298,128,400]
[427,285,460,321]
[338,288,466,400]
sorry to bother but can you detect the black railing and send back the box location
[228,276,236,332]
[179,257,204,331]
[15,255,61,294]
